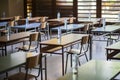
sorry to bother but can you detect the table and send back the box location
[57,60,120,80]
[17,17,41,25]
[48,17,75,28]
[47,17,75,22]
[0,32,30,56]
[105,41,120,60]
[78,18,100,23]
[106,20,120,23]
[40,33,92,75]
[0,52,26,74]
[0,22,8,27]
[0,17,14,22]
[51,24,85,32]
[12,23,40,32]
[92,25,120,33]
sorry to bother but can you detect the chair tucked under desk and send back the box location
[3,52,47,80]
[16,32,41,53]
[65,35,90,73]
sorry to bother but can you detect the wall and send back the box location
[0,0,24,17]
[8,0,24,17]
[0,0,9,17]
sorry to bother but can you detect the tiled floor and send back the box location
[0,35,114,80]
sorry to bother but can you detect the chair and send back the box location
[17,32,40,52]
[5,52,47,80]
[65,35,89,73]
[0,21,15,36]
[39,22,49,40]
[40,17,48,23]
[14,16,22,25]
[93,18,103,28]
[68,17,75,24]
[80,24,90,34]
[105,33,119,46]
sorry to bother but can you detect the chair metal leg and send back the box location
[85,53,88,61]
[65,54,69,74]
[70,54,73,67]
[44,55,47,80]
[78,58,81,66]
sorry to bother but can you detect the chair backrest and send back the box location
[26,53,40,69]
[40,17,48,23]
[79,35,89,54]
[28,32,40,50]
[8,21,15,27]
[29,32,40,41]
[97,18,103,27]
[83,24,90,34]
[69,17,75,24]
[14,16,22,21]
[40,22,47,29]
[25,52,41,79]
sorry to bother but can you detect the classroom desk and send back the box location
[106,41,120,60]
[0,52,26,74]
[57,60,120,80]
[40,33,92,76]
[92,25,120,33]
[0,32,30,56]
[12,23,40,32]
[51,24,85,32]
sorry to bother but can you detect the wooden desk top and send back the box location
[106,41,120,50]
[78,18,100,23]
[0,17,14,22]
[0,32,30,43]
[20,17,41,21]
[58,60,120,80]
[47,17,75,22]
[0,52,26,74]
[40,33,88,46]
[106,20,120,23]
[92,25,120,33]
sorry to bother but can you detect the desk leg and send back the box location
[89,35,92,60]
[5,43,7,56]
[40,44,43,80]
[62,46,64,75]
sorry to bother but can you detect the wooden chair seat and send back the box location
[18,45,37,52]
[66,49,86,56]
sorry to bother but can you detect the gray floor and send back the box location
[0,35,116,80]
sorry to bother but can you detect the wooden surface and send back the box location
[58,60,120,80]
[40,33,90,76]
[0,17,14,22]
[92,25,120,33]
[40,33,88,46]
[0,52,26,74]
[0,32,30,43]
[106,41,120,50]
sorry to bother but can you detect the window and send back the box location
[102,0,120,20]
[77,0,96,21]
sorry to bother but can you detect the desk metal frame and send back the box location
[40,33,92,75]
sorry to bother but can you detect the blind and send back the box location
[56,0,73,17]
[102,0,120,20]
[77,0,96,21]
